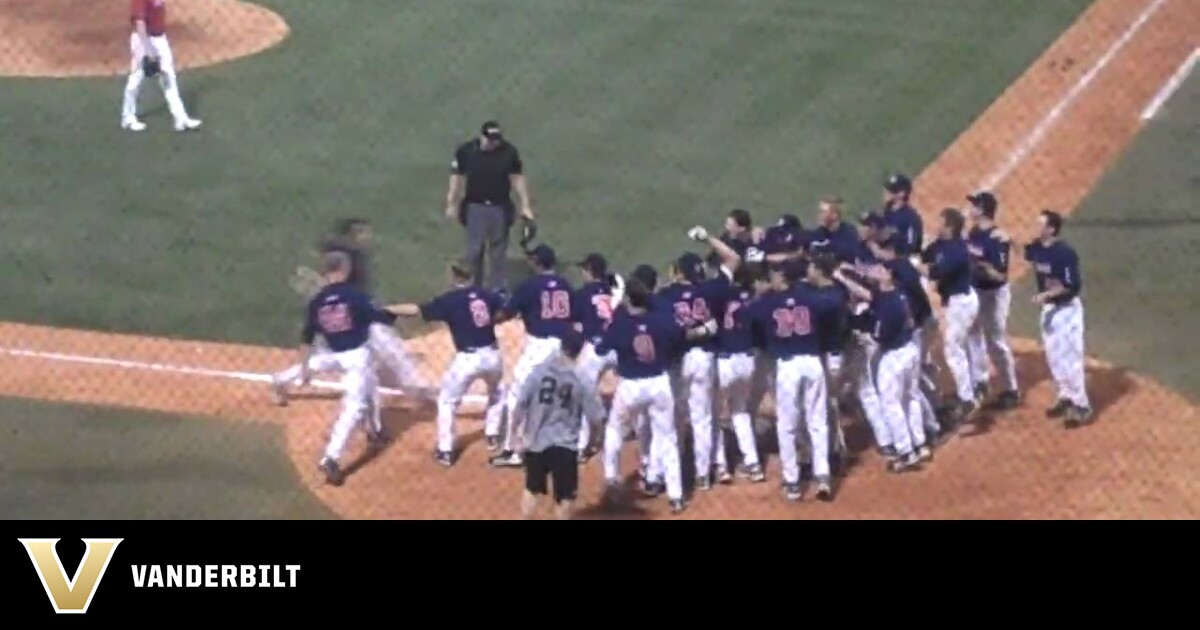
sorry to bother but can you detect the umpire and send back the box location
[444,120,536,292]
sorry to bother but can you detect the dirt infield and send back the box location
[0,0,289,78]
[0,0,1196,519]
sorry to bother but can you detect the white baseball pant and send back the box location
[122,33,193,126]
[322,347,378,462]
[844,335,891,449]
[942,291,981,403]
[1040,298,1090,408]
[876,343,926,456]
[716,353,760,467]
[438,347,505,454]
[672,348,717,478]
[968,285,1018,393]
[604,374,682,501]
[503,335,562,450]
[912,319,941,435]
[774,355,828,484]
[575,341,617,450]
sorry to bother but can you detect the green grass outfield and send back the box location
[1011,69,1200,401]
[0,0,1091,347]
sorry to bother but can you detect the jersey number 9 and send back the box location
[540,290,571,320]
[318,303,353,334]
[469,299,491,328]
[771,306,811,337]
[632,333,656,363]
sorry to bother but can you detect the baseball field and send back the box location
[1,0,1196,519]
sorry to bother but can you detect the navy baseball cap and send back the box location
[776,213,802,229]
[577,253,608,276]
[858,211,886,229]
[967,191,998,217]
[884,173,912,194]
[675,252,706,282]
[481,120,503,140]
[529,244,556,268]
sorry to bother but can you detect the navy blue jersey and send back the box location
[871,289,913,351]
[505,273,575,339]
[883,204,924,255]
[738,285,833,360]
[761,224,805,255]
[923,239,973,304]
[853,239,878,271]
[1025,240,1082,304]
[657,278,727,352]
[719,233,753,259]
[420,286,504,352]
[885,256,932,326]
[968,226,1011,291]
[303,282,387,353]
[597,310,686,379]
[848,303,876,336]
[808,222,860,264]
[716,282,757,355]
[572,281,615,344]
[805,282,849,355]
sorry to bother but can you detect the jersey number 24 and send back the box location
[537,376,574,410]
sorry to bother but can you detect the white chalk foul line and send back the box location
[1141,46,1199,120]
[0,347,489,406]
[980,0,1169,191]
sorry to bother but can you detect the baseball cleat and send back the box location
[957,400,979,423]
[489,450,523,468]
[973,382,988,404]
[1064,405,1095,429]
[877,445,898,459]
[715,465,733,485]
[695,474,713,492]
[1046,399,1073,419]
[638,462,649,482]
[917,444,934,464]
[366,428,392,450]
[669,499,687,515]
[433,450,455,467]
[642,481,665,498]
[736,463,766,483]
[602,481,623,507]
[318,457,344,487]
[994,390,1021,410]
[269,377,288,407]
[887,451,922,474]
[174,118,203,132]
[814,477,834,502]
[485,435,502,453]
[578,445,600,464]
[121,117,147,132]
[783,482,804,502]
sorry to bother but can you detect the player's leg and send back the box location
[1057,300,1091,414]
[480,350,507,447]
[722,355,760,471]
[967,295,990,394]
[368,323,431,397]
[521,450,548,519]
[985,285,1019,396]
[648,376,684,507]
[685,350,716,488]
[602,381,634,486]
[854,343,892,452]
[773,360,802,488]
[801,358,831,490]
[320,349,373,484]
[498,340,554,462]
[1039,305,1070,405]
[877,350,915,461]
[550,446,580,521]
[151,37,196,128]
[942,292,981,407]
[901,345,928,454]
[433,353,473,462]
[575,343,605,455]
[122,33,146,128]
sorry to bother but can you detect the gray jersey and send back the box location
[516,360,603,453]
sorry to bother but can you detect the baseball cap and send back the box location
[675,252,706,283]
[884,173,912,194]
[631,264,658,291]
[576,253,608,277]
[481,120,503,140]
[529,244,556,268]
[858,211,886,229]
[967,191,998,217]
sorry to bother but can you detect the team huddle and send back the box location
[272,174,1093,519]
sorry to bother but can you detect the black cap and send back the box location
[675,252,706,283]
[777,213,801,229]
[481,120,503,140]
[967,191,998,217]
[884,173,912,194]
[528,244,556,268]
[858,211,886,229]
[577,253,608,277]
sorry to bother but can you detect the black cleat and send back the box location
[1046,399,1072,419]
[643,481,665,498]
[736,463,767,483]
[1064,405,1095,429]
[887,451,922,474]
[578,445,599,464]
[973,382,988,404]
[366,428,392,450]
[993,390,1021,410]
[878,445,899,459]
[814,477,834,502]
[319,457,344,486]
[917,444,934,464]
[669,499,687,515]
[433,450,455,467]
[485,435,502,453]
[695,474,713,492]
[715,465,734,485]
[489,450,523,468]
[783,482,804,502]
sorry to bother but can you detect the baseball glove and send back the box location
[141,56,161,77]
[519,218,538,254]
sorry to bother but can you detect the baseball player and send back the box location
[509,333,605,520]
[571,253,623,461]
[1023,211,1092,427]
[965,192,1020,409]
[840,283,893,456]
[121,0,202,132]
[491,245,576,467]
[657,252,726,490]
[801,255,851,473]
[759,214,806,267]
[808,198,860,264]
[690,227,766,482]
[597,278,701,515]
[881,174,924,256]
[300,251,391,486]
[834,264,930,473]
[386,260,507,466]
[917,208,981,421]
[739,260,839,502]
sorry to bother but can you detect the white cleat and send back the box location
[121,118,147,132]
[174,118,203,132]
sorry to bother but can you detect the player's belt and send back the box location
[717,351,752,359]
[460,344,498,353]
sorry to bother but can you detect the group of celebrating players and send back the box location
[278,172,1093,517]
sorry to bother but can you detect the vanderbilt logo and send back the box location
[19,538,123,614]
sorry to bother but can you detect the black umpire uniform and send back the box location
[449,121,526,291]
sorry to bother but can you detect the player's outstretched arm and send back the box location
[832,269,872,303]
[385,303,421,317]
[689,226,742,274]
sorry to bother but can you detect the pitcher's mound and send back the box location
[0,0,289,78]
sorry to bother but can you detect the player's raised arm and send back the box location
[832,268,873,303]
[689,225,742,275]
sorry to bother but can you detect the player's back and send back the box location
[421,286,502,351]
[520,361,595,453]
[600,310,683,379]
[572,280,614,344]
[306,282,378,352]
[508,273,575,339]
[716,282,756,355]
[743,285,826,360]
[657,277,725,351]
